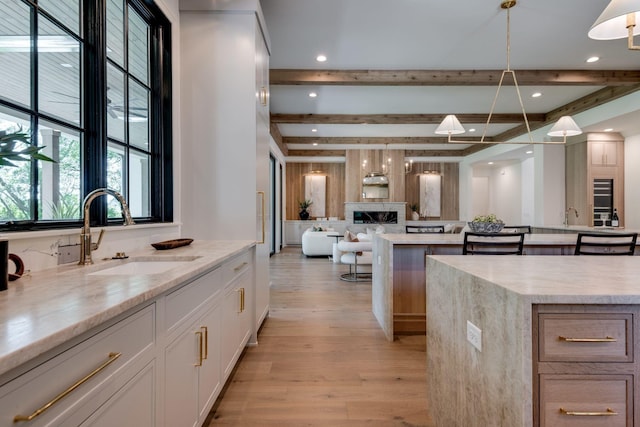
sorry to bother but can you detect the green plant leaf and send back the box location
[0,129,57,167]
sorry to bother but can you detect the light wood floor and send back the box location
[206,247,433,426]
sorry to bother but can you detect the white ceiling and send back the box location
[261,0,640,160]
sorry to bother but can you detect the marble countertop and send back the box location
[538,225,640,233]
[426,255,640,304]
[377,233,582,245]
[0,240,254,377]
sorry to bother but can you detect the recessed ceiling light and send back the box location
[526,150,533,154]
[308,92,317,98]
[316,54,327,62]
[604,128,614,132]
[313,142,318,146]
[586,56,600,63]
[468,128,476,132]
[488,161,494,165]
[311,128,317,132]
[531,92,542,98]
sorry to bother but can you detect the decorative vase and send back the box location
[468,221,504,233]
[299,209,310,220]
[411,211,419,221]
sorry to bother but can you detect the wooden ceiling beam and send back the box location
[405,150,466,157]
[271,69,640,86]
[493,84,640,142]
[271,113,546,125]
[269,122,288,156]
[283,136,489,145]
[287,150,346,157]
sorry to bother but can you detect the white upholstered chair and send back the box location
[336,233,373,281]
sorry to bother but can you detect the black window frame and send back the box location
[0,0,172,232]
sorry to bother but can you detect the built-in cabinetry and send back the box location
[0,249,254,427]
[0,305,156,427]
[180,0,270,334]
[533,305,638,426]
[566,132,625,227]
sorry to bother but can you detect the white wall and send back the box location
[490,162,522,225]
[471,176,489,218]
[521,157,534,226]
[534,145,565,226]
[625,133,640,229]
[469,162,522,225]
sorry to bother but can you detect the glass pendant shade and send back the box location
[435,115,466,135]
[589,0,640,40]
[547,116,583,137]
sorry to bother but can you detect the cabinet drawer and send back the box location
[0,304,155,427]
[222,252,252,286]
[165,268,222,332]
[540,375,631,427]
[538,313,632,362]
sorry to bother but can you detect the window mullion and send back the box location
[84,0,108,225]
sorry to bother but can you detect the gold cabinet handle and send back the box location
[234,262,248,272]
[237,288,245,313]
[558,335,617,342]
[194,331,203,367]
[257,191,265,244]
[560,407,618,416]
[201,326,208,360]
[259,86,268,106]
[14,352,121,423]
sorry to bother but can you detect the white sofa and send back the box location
[301,228,339,256]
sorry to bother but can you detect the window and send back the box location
[0,0,172,230]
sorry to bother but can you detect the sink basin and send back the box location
[89,256,201,276]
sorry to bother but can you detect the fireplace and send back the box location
[354,211,398,224]
[344,202,406,233]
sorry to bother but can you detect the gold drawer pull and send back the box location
[560,407,618,416]
[194,331,203,366]
[237,288,246,313]
[14,352,121,423]
[234,262,248,272]
[201,326,208,360]
[558,335,617,343]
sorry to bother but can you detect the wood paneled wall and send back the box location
[286,157,459,221]
[404,162,459,220]
[345,149,406,202]
[286,163,345,220]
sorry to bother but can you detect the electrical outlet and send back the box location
[467,320,482,352]
[58,244,81,265]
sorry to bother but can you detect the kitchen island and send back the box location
[426,255,640,427]
[372,233,583,340]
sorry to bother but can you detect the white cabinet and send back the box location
[221,253,253,380]
[180,1,270,336]
[0,246,256,427]
[0,304,155,427]
[79,362,156,427]
[163,250,254,427]
[164,268,223,427]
